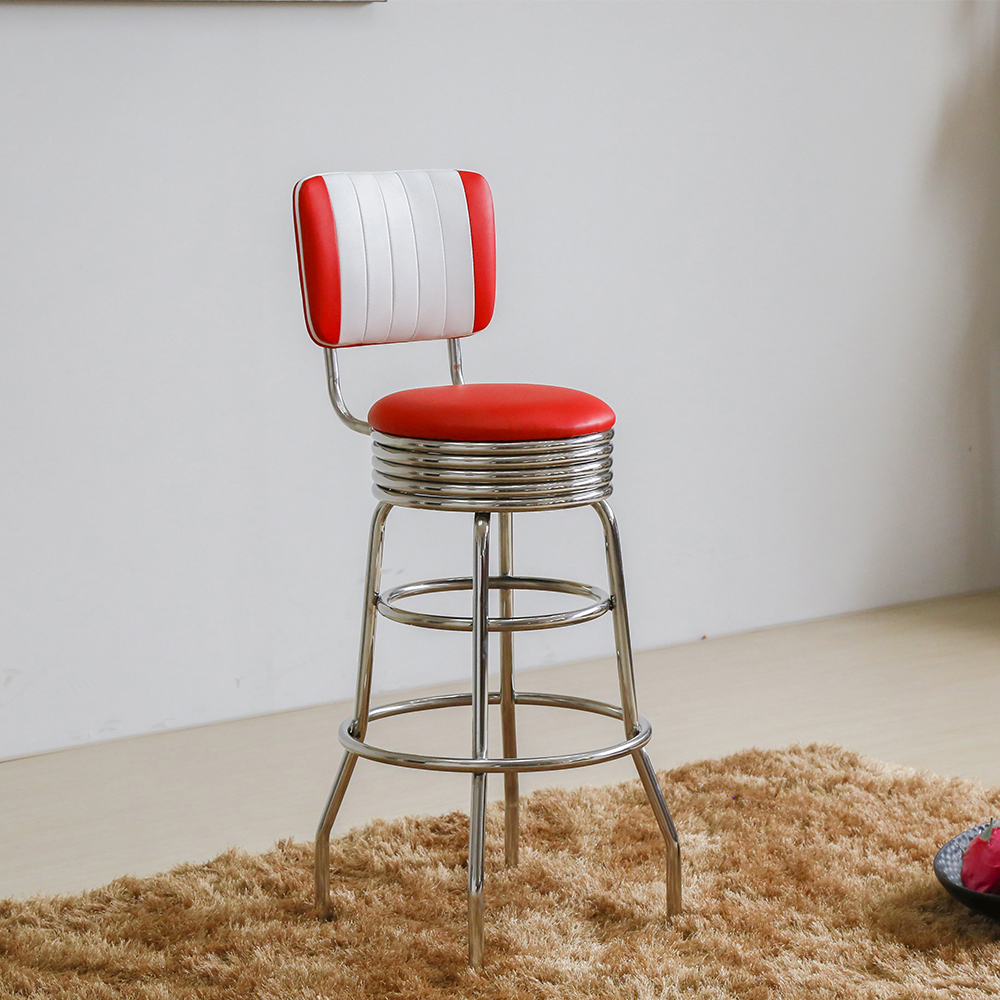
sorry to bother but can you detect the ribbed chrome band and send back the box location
[371,430,614,511]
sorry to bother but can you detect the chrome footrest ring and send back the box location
[377,575,611,632]
[338,691,651,773]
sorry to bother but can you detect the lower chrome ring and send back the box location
[339,691,651,772]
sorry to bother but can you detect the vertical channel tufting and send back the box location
[296,170,487,347]
[379,173,420,343]
[350,174,393,344]
[427,170,475,339]
[400,171,448,341]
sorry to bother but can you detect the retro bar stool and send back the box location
[293,169,681,966]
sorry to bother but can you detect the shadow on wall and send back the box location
[929,2,1000,593]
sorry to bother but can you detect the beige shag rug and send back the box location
[3,744,1000,998]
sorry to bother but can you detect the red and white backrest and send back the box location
[293,170,496,348]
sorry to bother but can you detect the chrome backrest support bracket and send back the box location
[324,339,466,435]
[448,338,465,386]
[324,348,371,435]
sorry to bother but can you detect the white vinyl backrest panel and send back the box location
[319,170,476,346]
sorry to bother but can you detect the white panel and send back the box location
[378,172,420,343]
[350,173,394,344]
[398,171,448,340]
[427,169,475,339]
[320,174,367,346]
[324,170,471,345]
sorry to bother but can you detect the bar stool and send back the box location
[293,169,681,967]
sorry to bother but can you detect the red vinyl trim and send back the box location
[458,171,496,332]
[294,176,341,347]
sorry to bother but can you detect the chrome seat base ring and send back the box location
[371,430,614,512]
[338,691,652,773]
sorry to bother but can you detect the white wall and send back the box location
[2,1,999,758]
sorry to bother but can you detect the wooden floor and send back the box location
[3,589,999,900]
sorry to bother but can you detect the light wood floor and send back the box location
[3,589,999,900]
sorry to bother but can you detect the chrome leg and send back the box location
[468,512,491,968]
[498,511,519,867]
[592,501,639,735]
[593,500,682,916]
[314,750,357,919]
[634,748,682,915]
[315,502,393,918]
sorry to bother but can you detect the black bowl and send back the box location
[934,822,1000,919]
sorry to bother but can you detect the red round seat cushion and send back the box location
[368,383,616,442]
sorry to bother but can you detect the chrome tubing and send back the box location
[376,472,611,498]
[635,748,683,917]
[324,348,371,436]
[336,691,653,772]
[469,513,490,968]
[593,501,639,734]
[375,431,611,455]
[313,751,357,919]
[498,512,519,867]
[374,486,611,513]
[323,339,465,433]
[378,575,610,633]
[594,499,682,917]
[371,431,614,512]
[314,502,392,917]
[367,689,631,721]
[314,417,683,956]
[376,445,612,468]
[372,456,612,484]
[352,503,393,743]
[447,338,466,385]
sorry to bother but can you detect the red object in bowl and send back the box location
[962,820,1000,894]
